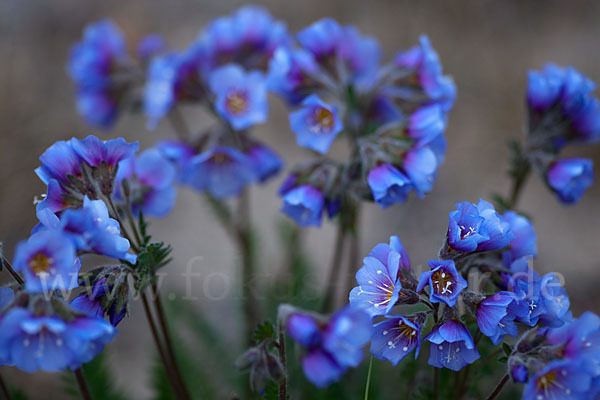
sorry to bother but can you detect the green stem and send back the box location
[364,355,373,400]
[0,371,12,400]
[1,257,24,286]
[486,374,509,400]
[277,322,287,400]
[508,158,531,210]
[73,368,92,400]
[433,367,439,400]
[321,221,346,313]
[238,190,259,346]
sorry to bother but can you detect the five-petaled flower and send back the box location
[417,259,467,307]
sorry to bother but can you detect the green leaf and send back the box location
[497,356,508,363]
[253,320,275,344]
[502,343,512,356]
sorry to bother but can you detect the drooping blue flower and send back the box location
[35,140,84,186]
[424,320,480,371]
[511,272,570,328]
[546,158,594,204]
[370,315,421,365]
[200,5,290,71]
[68,20,129,129]
[417,260,467,307]
[286,306,371,388]
[522,359,592,400]
[71,278,127,326]
[137,34,166,62]
[407,104,446,146]
[246,144,282,183]
[143,44,207,128]
[209,64,268,130]
[503,211,537,261]
[367,163,412,208]
[511,364,529,383]
[115,148,177,217]
[183,146,257,199]
[297,19,380,86]
[267,47,318,105]
[289,95,343,154]
[156,140,196,182]
[349,240,404,317]
[280,185,324,227]
[527,64,600,144]
[394,35,456,111]
[546,312,600,377]
[447,199,514,253]
[476,291,519,345]
[403,145,439,198]
[70,135,139,169]
[13,230,79,293]
[0,308,116,372]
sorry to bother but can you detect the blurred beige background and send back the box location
[1,0,600,398]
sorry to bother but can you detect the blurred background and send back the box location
[1,0,599,398]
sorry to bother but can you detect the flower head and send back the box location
[349,237,408,317]
[0,308,116,372]
[246,144,282,183]
[370,315,421,365]
[367,163,412,208]
[267,47,318,105]
[417,260,467,307]
[425,320,480,371]
[183,146,257,198]
[523,359,592,400]
[289,95,343,154]
[13,230,79,293]
[280,185,324,227]
[209,64,268,130]
[286,306,370,387]
[137,34,165,62]
[68,19,129,129]
[511,272,570,328]
[407,104,447,146]
[503,211,537,261]
[476,291,519,345]
[115,148,177,217]
[546,158,593,204]
[71,276,128,326]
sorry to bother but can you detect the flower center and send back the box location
[210,152,232,164]
[310,107,334,133]
[29,253,52,275]
[431,269,453,295]
[225,90,248,115]
[398,320,417,339]
[459,224,476,240]
[536,371,557,391]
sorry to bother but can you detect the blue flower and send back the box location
[424,320,480,371]
[511,272,570,327]
[407,104,446,146]
[68,20,129,129]
[280,185,324,227]
[35,140,83,186]
[367,163,412,208]
[13,230,79,293]
[528,64,600,144]
[369,235,411,272]
[156,140,196,182]
[503,211,537,260]
[267,47,318,105]
[115,148,177,218]
[297,19,380,85]
[417,260,467,307]
[447,199,514,253]
[546,312,600,377]
[476,291,519,345]
[137,34,165,62]
[0,308,116,372]
[370,315,421,365]
[71,277,127,326]
[394,35,456,111]
[546,158,593,204]
[403,145,439,198]
[183,146,257,199]
[286,306,371,388]
[209,64,268,130]
[511,365,529,383]
[349,239,405,317]
[289,95,343,154]
[70,135,139,169]
[522,359,592,400]
[200,5,290,71]
[246,144,282,183]
[143,45,206,128]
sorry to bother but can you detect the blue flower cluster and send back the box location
[271,27,456,225]
[524,64,599,204]
[0,134,182,373]
[342,198,597,399]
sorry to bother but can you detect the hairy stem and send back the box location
[1,257,24,286]
[141,292,188,400]
[151,283,191,400]
[486,374,509,400]
[73,368,92,400]
[277,321,287,400]
[321,221,346,312]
